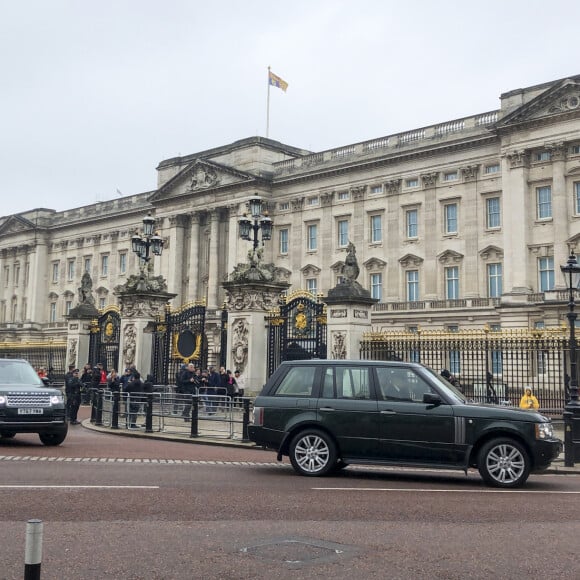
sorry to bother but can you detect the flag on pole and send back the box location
[268,70,288,92]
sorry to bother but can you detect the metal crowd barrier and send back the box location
[89,386,252,442]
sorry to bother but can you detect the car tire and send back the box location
[289,429,337,477]
[39,431,67,446]
[478,437,530,488]
[0,431,16,439]
[332,459,349,472]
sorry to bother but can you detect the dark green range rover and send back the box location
[249,360,562,488]
[0,359,68,446]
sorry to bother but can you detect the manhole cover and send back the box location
[240,536,358,568]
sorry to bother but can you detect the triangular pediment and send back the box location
[498,78,580,128]
[151,159,259,202]
[437,250,464,264]
[0,215,36,236]
[479,245,504,260]
[301,263,321,276]
[398,253,423,268]
[330,261,344,273]
[363,257,387,269]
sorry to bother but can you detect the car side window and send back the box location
[274,366,316,397]
[321,366,372,400]
[376,367,435,402]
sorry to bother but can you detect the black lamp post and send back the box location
[238,197,272,252]
[131,213,164,287]
[560,253,580,466]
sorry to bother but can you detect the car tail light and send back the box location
[253,406,264,426]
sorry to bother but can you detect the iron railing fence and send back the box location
[0,341,67,384]
[360,328,570,413]
[90,387,251,441]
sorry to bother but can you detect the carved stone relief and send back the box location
[230,318,249,373]
[331,331,347,359]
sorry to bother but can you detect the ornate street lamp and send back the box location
[560,253,580,466]
[238,197,272,252]
[131,212,164,266]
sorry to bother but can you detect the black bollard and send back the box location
[145,393,153,433]
[24,519,43,580]
[95,390,104,426]
[111,390,120,429]
[90,389,97,423]
[190,396,199,438]
[242,398,250,442]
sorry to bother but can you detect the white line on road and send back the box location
[0,485,159,489]
[313,487,580,494]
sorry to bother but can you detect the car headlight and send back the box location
[535,422,554,440]
[50,394,63,405]
[0,395,6,405]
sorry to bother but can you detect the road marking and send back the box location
[313,487,580,494]
[0,485,159,489]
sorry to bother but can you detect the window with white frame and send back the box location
[307,196,319,206]
[67,259,75,281]
[484,164,500,174]
[99,297,106,309]
[444,203,458,234]
[445,266,459,299]
[487,263,503,298]
[279,228,289,254]
[307,224,318,251]
[65,300,72,315]
[538,256,554,291]
[571,145,580,155]
[51,262,59,283]
[279,202,290,211]
[406,270,419,301]
[370,184,383,195]
[443,171,458,182]
[101,254,109,276]
[337,190,350,201]
[486,197,501,229]
[84,257,92,273]
[306,278,317,294]
[536,186,552,219]
[575,182,580,214]
[535,151,551,162]
[406,178,419,188]
[370,214,382,243]
[337,219,349,247]
[406,209,418,238]
[370,273,382,300]
[49,302,57,323]
[119,252,127,274]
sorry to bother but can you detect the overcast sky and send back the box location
[2,0,579,216]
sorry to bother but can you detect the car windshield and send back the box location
[421,366,466,404]
[0,360,44,386]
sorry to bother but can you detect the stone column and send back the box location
[187,212,201,301]
[167,215,187,300]
[550,142,569,284]
[223,280,290,395]
[66,300,100,369]
[207,210,220,309]
[28,238,49,323]
[461,165,481,297]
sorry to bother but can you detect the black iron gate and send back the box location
[152,302,208,385]
[88,307,121,371]
[266,291,327,377]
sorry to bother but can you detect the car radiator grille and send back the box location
[6,394,51,407]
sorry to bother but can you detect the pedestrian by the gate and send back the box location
[65,369,82,424]
[234,369,245,399]
[519,386,540,410]
[125,372,144,429]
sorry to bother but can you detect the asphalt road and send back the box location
[1,409,579,580]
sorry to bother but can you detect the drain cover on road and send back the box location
[240,536,358,568]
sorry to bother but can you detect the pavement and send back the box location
[81,415,580,475]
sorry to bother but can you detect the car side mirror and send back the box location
[423,393,441,406]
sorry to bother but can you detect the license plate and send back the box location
[17,408,43,415]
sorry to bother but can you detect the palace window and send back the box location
[65,300,73,316]
[84,257,92,273]
[101,254,109,276]
[406,270,419,302]
[67,259,75,281]
[487,263,503,298]
[406,178,419,188]
[49,302,57,323]
[307,224,318,251]
[99,297,106,309]
[535,151,551,162]
[279,202,290,211]
[484,164,500,174]
[337,190,350,201]
[306,278,317,294]
[575,183,580,214]
[486,197,501,229]
[370,214,382,243]
[370,184,383,195]
[445,266,459,299]
[307,196,319,206]
[536,186,552,219]
[51,262,59,283]
[538,256,554,291]
[370,273,382,300]
[119,252,127,274]
[406,209,418,238]
[337,219,349,247]
[279,228,289,255]
[443,171,458,182]
[444,203,458,234]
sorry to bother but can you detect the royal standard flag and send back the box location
[269,70,288,92]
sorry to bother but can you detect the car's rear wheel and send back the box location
[478,437,530,488]
[289,429,337,477]
[0,431,16,439]
[39,431,67,446]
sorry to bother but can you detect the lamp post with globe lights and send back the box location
[131,213,164,290]
[238,197,273,252]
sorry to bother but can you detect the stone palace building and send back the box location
[2,73,580,347]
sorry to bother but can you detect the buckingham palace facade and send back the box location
[2,74,580,344]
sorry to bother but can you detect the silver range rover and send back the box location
[0,359,68,446]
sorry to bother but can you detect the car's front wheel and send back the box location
[289,429,337,477]
[478,437,530,488]
[39,431,67,446]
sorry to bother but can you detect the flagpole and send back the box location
[266,66,271,138]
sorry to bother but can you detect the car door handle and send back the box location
[380,409,396,415]
[319,407,336,411]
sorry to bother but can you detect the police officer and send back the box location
[65,369,82,425]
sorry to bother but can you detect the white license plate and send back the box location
[17,408,43,415]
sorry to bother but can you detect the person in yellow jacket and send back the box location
[519,386,540,410]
